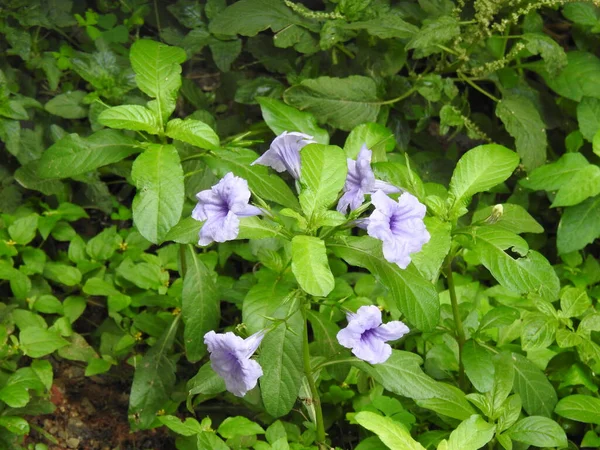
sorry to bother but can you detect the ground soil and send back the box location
[24,360,173,450]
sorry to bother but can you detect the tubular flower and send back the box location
[204,330,265,397]
[251,131,315,179]
[337,145,400,214]
[192,172,262,246]
[367,190,430,269]
[337,305,409,364]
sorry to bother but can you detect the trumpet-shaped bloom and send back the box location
[192,173,262,246]
[251,131,315,179]
[337,146,400,214]
[367,190,430,269]
[204,330,265,397]
[337,305,409,364]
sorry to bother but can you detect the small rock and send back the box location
[66,437,80,448]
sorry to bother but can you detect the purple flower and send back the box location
[204,330,265,397]
[251,131,315,179]
[192,172,262,246]
[337,145,400,214]
[337,305,409,364]
[367,190,430,269]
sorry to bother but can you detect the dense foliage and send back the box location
[1,0,600,449]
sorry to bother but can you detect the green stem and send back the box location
[303,306,326,446]
[378,86,418,105]
[458,72,500,102]
[179,244,188,278]
[444,256,467,390]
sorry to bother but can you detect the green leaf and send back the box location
[257,97,329,145]
[0,416,29,435]
[471,204,543,234]
[131,144,184,243]
[130,39,186,124]
[291,235,334,297]
[535,51,600,101]
[356,351,475,420]
[164,216,202,244]
[406,16,460,58]
[129,316,179,430]
[284,76,380,131]
[8,214,38,245]
[553,164,600,207]
[563,2,600,26]
[188,362,226,396]
[86,226,121,260]
[306,310,341,359]
[521,312,557,351]
[354,411,426,450]
[158,415,203,437]
[344,13,419,39]
[555,395,600,425]
[479,306,520,332]
[520,153,588,191]
[208,38,242,72]
[457,227,559,302]
[344,122,396,160]
[165,118,220,150]
[372,161,425,200]
[44,90,88,119]
[98,105,161,134]
[218,416,265,438]
[410,217,451,282]
[299,143,347,218]
[19,328,69,357]
[197,431,229,450]
[260,308,303,418]
[560,287,591,318]
[462,340,494,393]
[521,33,567,76]
[116,258,166,291]
[330,236,439,331]
[203,147,299,209]
[577,97,600,141]
[208,0,313,36]
[237,216,281,240]
[182,245,220,362]
[512,353,557,417]
[43,262,82,286]
[449,144,519,216]
[37,129,139,179]
[507,416,567,448]
[447,415,496,450]
[496,94,547,170]
[557,195,600,254]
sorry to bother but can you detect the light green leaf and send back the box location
[284,76,380,131]
[457,227,559,302]
[19,328,69,357]
[462,340,494,393]
[557,195,600,254]
[551,164,600,207]
[577,97,600,141]
[131,144,184,243]
[512,353,557,417]
[291,235,334,297]
[130,39,186,124]
[344,13,419,39]
[98,105,161,134]
[406,16,460,58]
[520,152,588,191]
[218,416,265,438]
[496,94,547,170]
[182,245,220,362]
[242,273,296,333]
[37,129,139,179]
[354,411,426,450]
[299,143,347,218]
[535,51,600,101]
[86,226,121,260]
[187,362,226,396]
[555,394,600,425]
[372,161,425,200]
[158,415,203,437]
[260,309,303,418]
[43,262,82,286]
[257,97,329,145]
[44,90,88,119]
[595,129,600,157]
[507,416,567,448]
[563,2,600,26]
[208,0,313,36]
[166,118,220,150]
[164,216,202,244]
[330,236,439,331]
[8,214,38,245]
[471,204,543,234]
[237,216,281,240]
[129,317,179,430]
[521,312,557,351]
[0,416,29,435]
[344,122,396,160]
[449,144,519,216]
[447,415,496,450]
[410,217,451,282]
[560,287,591,318]
[203,147,299,209]
[521,33,567,76]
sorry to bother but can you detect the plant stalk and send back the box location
[302,307,326,446]
[444,256,467,390]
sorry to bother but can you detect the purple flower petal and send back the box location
[204,330,265,397]
[251,131,315,179]
[193,173,261,246]
[336,305,410,365]
[367,190,430,269]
